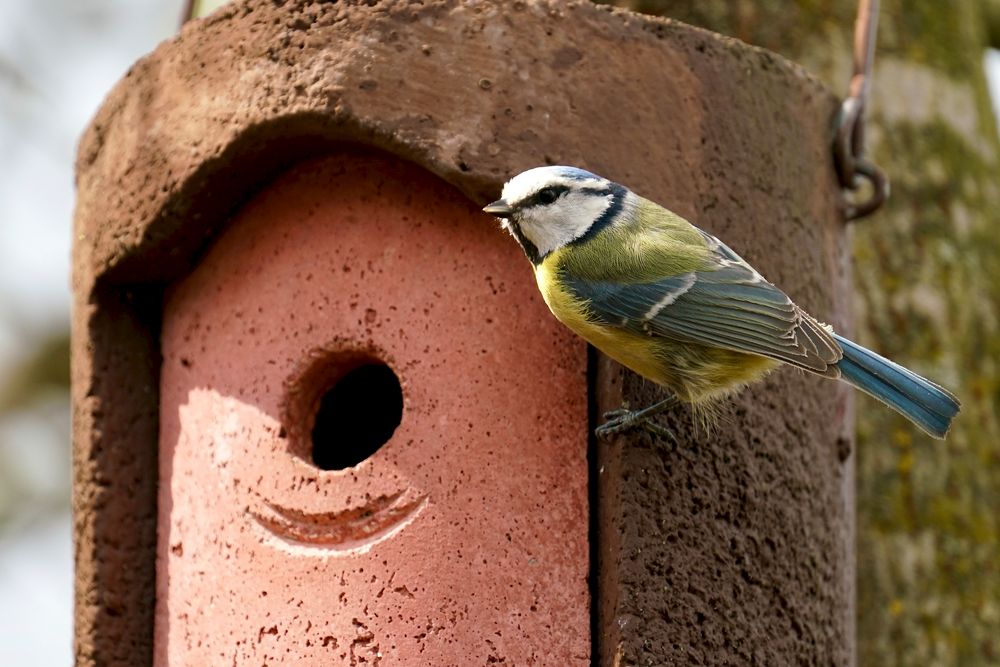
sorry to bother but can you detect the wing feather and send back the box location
[563,230,842,375]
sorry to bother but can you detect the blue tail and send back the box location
[833,334,960,439]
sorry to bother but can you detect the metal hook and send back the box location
[843,157,890,220]
[833,0,889,221]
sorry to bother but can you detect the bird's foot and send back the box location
[596,403,677,443]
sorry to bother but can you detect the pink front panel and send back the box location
[155,153,589,665]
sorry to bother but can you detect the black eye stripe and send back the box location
[513,183,612,210]
[527,184,570,207]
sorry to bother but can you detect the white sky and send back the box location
[0,3,998,665]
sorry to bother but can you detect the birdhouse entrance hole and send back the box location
[311,362,403,470]
[284,348,404,471]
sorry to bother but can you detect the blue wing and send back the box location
[564,231,843,375]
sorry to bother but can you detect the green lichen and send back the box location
[876,0,984,78]
[856,108,1000,666]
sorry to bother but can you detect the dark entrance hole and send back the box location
[311,363,403,470]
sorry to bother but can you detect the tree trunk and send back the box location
[601,1,1000,664]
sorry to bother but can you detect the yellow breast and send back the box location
[534,257,671,386]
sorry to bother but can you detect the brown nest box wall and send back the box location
[72,1,853,665]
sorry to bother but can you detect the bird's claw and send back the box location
[596,408,676,443]
[601,407,632,422]
[641,421,678,443]
[594,413,633,439]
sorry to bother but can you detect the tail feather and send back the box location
[833,334,960,439]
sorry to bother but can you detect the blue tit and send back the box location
[483,166,960,440]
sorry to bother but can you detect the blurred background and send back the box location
[1,1,998,664]
[0,1,185,663]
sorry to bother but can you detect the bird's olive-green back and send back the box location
[559,197,712,282]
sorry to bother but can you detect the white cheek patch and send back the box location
[518,191,613,258]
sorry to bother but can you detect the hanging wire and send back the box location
[180,0,197,25]
[833,0,889,221]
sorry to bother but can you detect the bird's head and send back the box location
[484,166,629,264]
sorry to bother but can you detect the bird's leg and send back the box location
[596,395,678,441]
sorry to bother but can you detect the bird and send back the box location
[483,166,960,440]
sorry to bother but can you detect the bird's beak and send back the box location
[483,199,513,218]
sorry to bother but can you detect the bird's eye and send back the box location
[537,187,559,205]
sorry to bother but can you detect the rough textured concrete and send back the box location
[589,28,855,667]
[155,153,589,664]
[72,1,852,665]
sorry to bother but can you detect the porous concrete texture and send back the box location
[155,153,589,664]
[72,1,853,665]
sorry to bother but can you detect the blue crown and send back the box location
[552,166,601,181]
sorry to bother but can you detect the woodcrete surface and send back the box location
[155,153,589,665]
[72,1,852,664]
